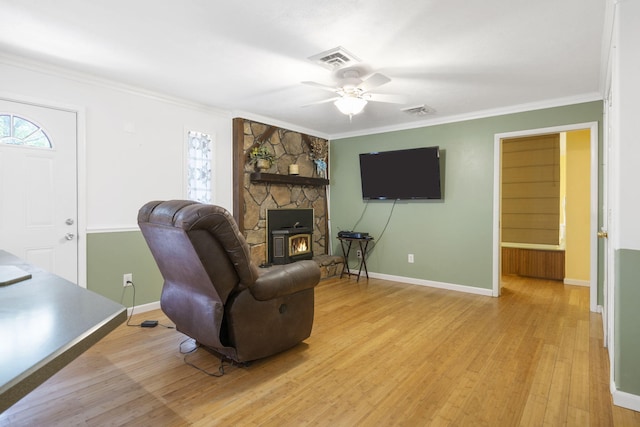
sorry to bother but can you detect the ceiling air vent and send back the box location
[308,47,361,70]
[401,105,436,116]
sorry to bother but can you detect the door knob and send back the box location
[65,233,75,241]
[65,218,74,225]
[597,231,608,239]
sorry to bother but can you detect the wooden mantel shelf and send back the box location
[250,172,329,187]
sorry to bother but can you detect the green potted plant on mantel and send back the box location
[248,145,275,171]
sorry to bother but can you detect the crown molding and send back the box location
[232,109,331,140]
[329,93,603,140]
[0,53,231,117]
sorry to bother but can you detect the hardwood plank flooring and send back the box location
[1,275,639,426]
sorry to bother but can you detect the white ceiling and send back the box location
[0,0,606,139]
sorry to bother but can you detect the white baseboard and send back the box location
[612,387,640,412]
[127,300,161,316]
[368,272,494,297]
[564,278,590,287]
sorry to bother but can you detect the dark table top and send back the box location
[0,250,127,413]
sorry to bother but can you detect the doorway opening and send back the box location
[493,122,599,312]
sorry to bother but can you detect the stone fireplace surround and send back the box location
[232,118,343,278]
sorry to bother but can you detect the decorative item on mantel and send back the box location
[308,139,328,178]
[248,145,275,171]
[288,164,299,175]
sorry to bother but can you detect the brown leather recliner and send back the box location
[138,200,320,363]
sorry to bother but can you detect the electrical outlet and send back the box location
[357,250,362,259]
[123,273,133,287]
[408,254,414,263]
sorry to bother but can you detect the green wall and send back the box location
[615,249,640,395]
[330,101,603,291]
[85,101,603,304]
[87,231,162,308]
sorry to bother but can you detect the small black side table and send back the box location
[338,236,374,281]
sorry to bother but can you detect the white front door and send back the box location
[0,99,78,283]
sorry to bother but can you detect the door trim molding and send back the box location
[0,92,87,288]
[493,122,599,312]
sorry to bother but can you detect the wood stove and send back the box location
[271,226,313,264]
[267,208,314,265]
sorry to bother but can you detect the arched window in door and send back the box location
[0,114,53,148]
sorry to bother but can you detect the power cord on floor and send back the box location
[119,280,174,329]
[179,338,236,377]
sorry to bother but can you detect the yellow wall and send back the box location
[560,133,566,247]
[564,130,591,283]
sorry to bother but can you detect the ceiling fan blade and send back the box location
[301,96,340,108]
[358,73,391,92]
[301,81,338,93]
[367,93,407,104]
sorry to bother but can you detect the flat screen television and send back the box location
[359,146,442,200]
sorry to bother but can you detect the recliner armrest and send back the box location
[249,260,320,301]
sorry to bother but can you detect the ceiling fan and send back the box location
[302,66,405,119]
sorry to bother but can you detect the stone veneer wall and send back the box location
[240,119,329,265]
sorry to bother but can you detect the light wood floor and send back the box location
[2,275,639,426]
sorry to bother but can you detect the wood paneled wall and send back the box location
[502,134,560,245]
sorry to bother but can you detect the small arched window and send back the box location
[186,130,213,203]
[0,114,53,148]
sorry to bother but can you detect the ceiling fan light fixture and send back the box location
[334,96,367,116]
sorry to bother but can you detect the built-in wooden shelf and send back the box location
[250,172,329,187]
